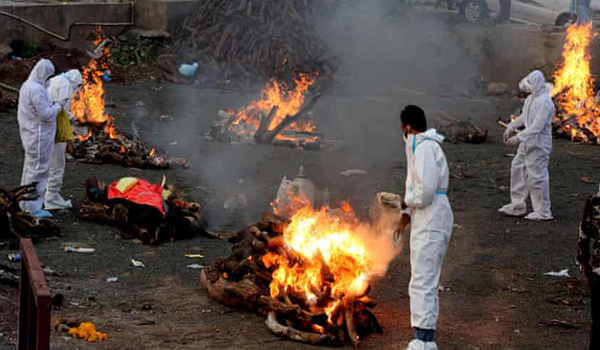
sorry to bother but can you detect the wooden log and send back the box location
[262,93,322,143]
[265,312,337,345]
[199,269,264,311]
[255,106,278,143]
[344,301,360,346]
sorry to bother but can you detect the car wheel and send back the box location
[461,0,488,22]
[555,12,576,26]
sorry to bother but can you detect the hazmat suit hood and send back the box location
[65,69,82,87]
[406,129,445,155]
[27,59,55,86]
[519,70,546,96]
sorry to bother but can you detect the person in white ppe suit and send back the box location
[45,69,82,210]
[500,70,554,221]
[400,105,453,350]
[18,59,62,218]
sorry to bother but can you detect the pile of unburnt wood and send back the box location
[0,183,60,241]
[171,0,334,86]
[68,128,188,169]
[200,212,382,346]
[78,178,205,245]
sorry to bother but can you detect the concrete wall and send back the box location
[135,0,199,31]
[0,2,133,50]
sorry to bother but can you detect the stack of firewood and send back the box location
[171,0,334,86]
[78,178,205,245]
[0,183,60,241]
[200,212,382,346]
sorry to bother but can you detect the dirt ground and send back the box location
[0,9,598,350]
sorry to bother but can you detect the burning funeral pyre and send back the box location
[200,196,400,345]
[78,176,205,245]
[551,23,600,143]
[208,73,323,149]
[68,32,187,169]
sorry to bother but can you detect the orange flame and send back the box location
[149,148,156,158]
[552,23,600,142]
[71,29,118,140]
[262,205,372,319]
[228,73,318,140]
[76,129,93,142]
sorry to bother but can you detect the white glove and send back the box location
[377,192,401,209]
[503,127,514,143]
[505,136,520,146]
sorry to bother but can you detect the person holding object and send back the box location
[45,69,82,210]
[500,70,554,221]
[399,105,453,350]
[18,59,62,218]
[577,185,600,350]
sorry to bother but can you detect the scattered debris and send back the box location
[134,320,157,326]
[582,176,595,184]
[7,253,20,262]
[64,247,96,253]
[185,254,204,259]
[544,269,571,278]
[131,259,145,268]
[539,319,581,329]
[340,169,367,177]
[187,264,205,269]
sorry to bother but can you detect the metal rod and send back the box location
[0,1,134,42]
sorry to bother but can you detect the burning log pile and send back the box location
[208,74,323,149]
[551,23,600,144]
[0,183,60,241]
[69,33,187,168]
[78,177,204,245]
[201,206,387,346]
[171,0,334,86]
[68,129,185,169]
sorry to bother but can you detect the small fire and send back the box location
[71,29,119,140]
[227,73,318,140]
[552,23,600,143]
[262,205,372,320]
[149,148,156,158]
[76,129,93,142]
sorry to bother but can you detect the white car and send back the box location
[459,0,600,25]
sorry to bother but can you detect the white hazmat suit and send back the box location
[500,70,554,220]
[18,59,62,217]
[404,129,454,337]
[46,69,82,210]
